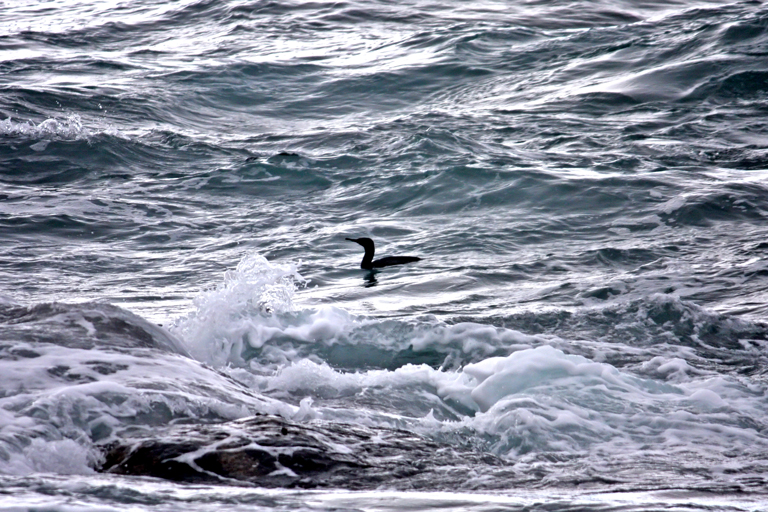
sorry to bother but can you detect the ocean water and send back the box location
[3,0,768,509]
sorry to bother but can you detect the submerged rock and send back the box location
[0,301,188,355]
[99,414,508,489]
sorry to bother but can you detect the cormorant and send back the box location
[345,237,421,270]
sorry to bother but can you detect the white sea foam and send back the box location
[224,342,768,466]
[164,252,768,467]
[0,114,99,142]
[170,252,308,366]
[170,252,546,372]
[0,337,296,477]
[448,346,768,460]
[3,438,96,476]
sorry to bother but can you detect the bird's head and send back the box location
[345,237,375,250]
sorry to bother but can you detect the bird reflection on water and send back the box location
[363,270,378,288]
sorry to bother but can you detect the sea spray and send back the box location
[170,252,308,366]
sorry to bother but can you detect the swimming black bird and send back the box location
[345,237,421,270]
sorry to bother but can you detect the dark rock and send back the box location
[99,414,512,489]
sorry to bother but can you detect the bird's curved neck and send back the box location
[361,245,374,269]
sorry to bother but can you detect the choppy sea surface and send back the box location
[3,0,768,510]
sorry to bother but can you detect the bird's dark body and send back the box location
[345,237,421,270]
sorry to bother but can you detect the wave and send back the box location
[1,250,767,497]
[169,253,768,377]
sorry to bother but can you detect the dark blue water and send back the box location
[2,0,768,510]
